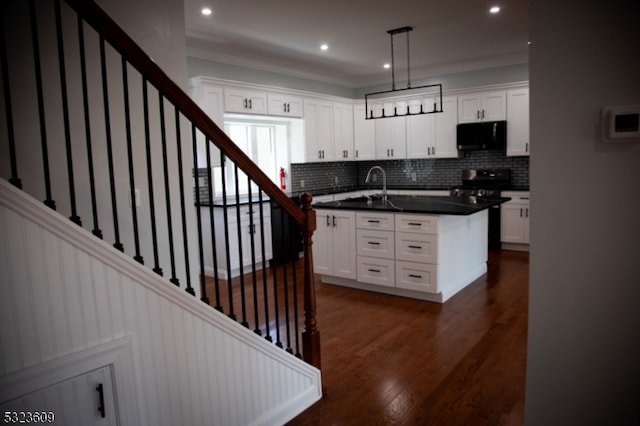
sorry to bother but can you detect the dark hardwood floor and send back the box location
[288,249,529,426]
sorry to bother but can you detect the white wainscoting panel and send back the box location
[0,180,321,426]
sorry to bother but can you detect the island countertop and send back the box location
[312,194,510,216]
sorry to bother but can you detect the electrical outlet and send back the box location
[372,174,378,182]
[335,176,339,184]
[300,179,305,188]
[411,172,417,182]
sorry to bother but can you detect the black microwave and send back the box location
[456,120,507,151]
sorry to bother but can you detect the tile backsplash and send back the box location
[290,151,529,194]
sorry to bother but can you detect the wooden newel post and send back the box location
[300,192,321,370]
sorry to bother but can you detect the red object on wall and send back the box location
[279,167,286,190]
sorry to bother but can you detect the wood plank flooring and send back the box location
[287,249,529,425]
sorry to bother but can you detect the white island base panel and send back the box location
[319,210,489,303]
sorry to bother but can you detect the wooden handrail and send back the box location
[63,0,306,226]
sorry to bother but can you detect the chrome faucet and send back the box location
[365,165,387,205]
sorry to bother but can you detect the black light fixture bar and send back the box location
[365,26,444,120]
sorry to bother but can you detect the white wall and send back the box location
[527,0,640,424]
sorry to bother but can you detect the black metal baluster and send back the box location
[121,57,143,264]
[192,124,208,305]
[28,0,55,209]
[204,137,222,311]
[248,179,261,335]
[76,14,101,238]
[158,95,178,285]
[220,151,235,320]
[99,36,123,252]
[142,77,162,276]
[260,192,272,342]
[290,233,301,358]
[174,108,194,296]
[0,13,21,189]
[281,212,293,354]
[54,0,81,226]
[234,164,248,328]
[272,245,282,349]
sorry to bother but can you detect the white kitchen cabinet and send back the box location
[313,209,356,279]
[303,97,335,162]
[395,260,437,293]
[458,90,506,123]
[506,87,530,156]
[500,191,530,249]
[188,78,225,167]
[374,101,406,159]
[224,87,268,114]
[353,103,376,161]
[267,92,303,117]
[202,202,273,279]
[394,214,439,293]
[333,102,354,160]
[406,95,458,158]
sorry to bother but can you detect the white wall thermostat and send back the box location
[601,104,640,143]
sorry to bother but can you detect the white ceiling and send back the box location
[184,0,529,88]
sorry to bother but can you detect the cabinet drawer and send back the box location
[356,212,394,231]
[395,232,437,264]
[357,229,394,259]
[395,214,437,234]
[396,261,437,293]
[357,256,395,287]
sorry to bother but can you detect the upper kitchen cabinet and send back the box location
[333,102,355,160]
[457,90,506,123]
[224,87,268,114]
[353,104,376,161]
[267,92,303,117]
[406,95,458,159]
[302,97,335,162]
[506,87,530,156]
[188,77,224,167]
[373,101,406,159]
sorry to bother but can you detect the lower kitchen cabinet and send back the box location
[313,209,356,279]
[201,202,273,279]
[500,191,530,250]
[395,260,437,293]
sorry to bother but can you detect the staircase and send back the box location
[0,0,321,424]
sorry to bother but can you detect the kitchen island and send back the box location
[311,194,509,303]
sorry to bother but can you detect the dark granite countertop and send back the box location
[312,194,510,216]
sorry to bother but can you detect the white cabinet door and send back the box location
[224,88,268,114]
[396,261,437,293]
[374,102,406,159]
[458,90,506,123]
[0,366,117,426]
[353,103,376,161]
[500,192,530,244]
[507,87,530,156]
[303,98,335,162]
[333,102,354,160]
[267,92,303,117]
[313,210,356,279]
[406,110,434,158]
[433,96,459,158]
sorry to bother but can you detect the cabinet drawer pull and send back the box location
[332,215,337,227]
[367,220,380,223]
[408,274,422,279]
[408,245,422,249]
[368,268,381,273]
[407,222,422,226]
[326,215,331,227]
[367,241,380,245]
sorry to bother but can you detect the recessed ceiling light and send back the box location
[320,44,329,51]
[201,7,213,16]
[383,63,390,69]
[489,6,501,14]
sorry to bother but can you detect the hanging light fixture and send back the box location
[365,26,444,120]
